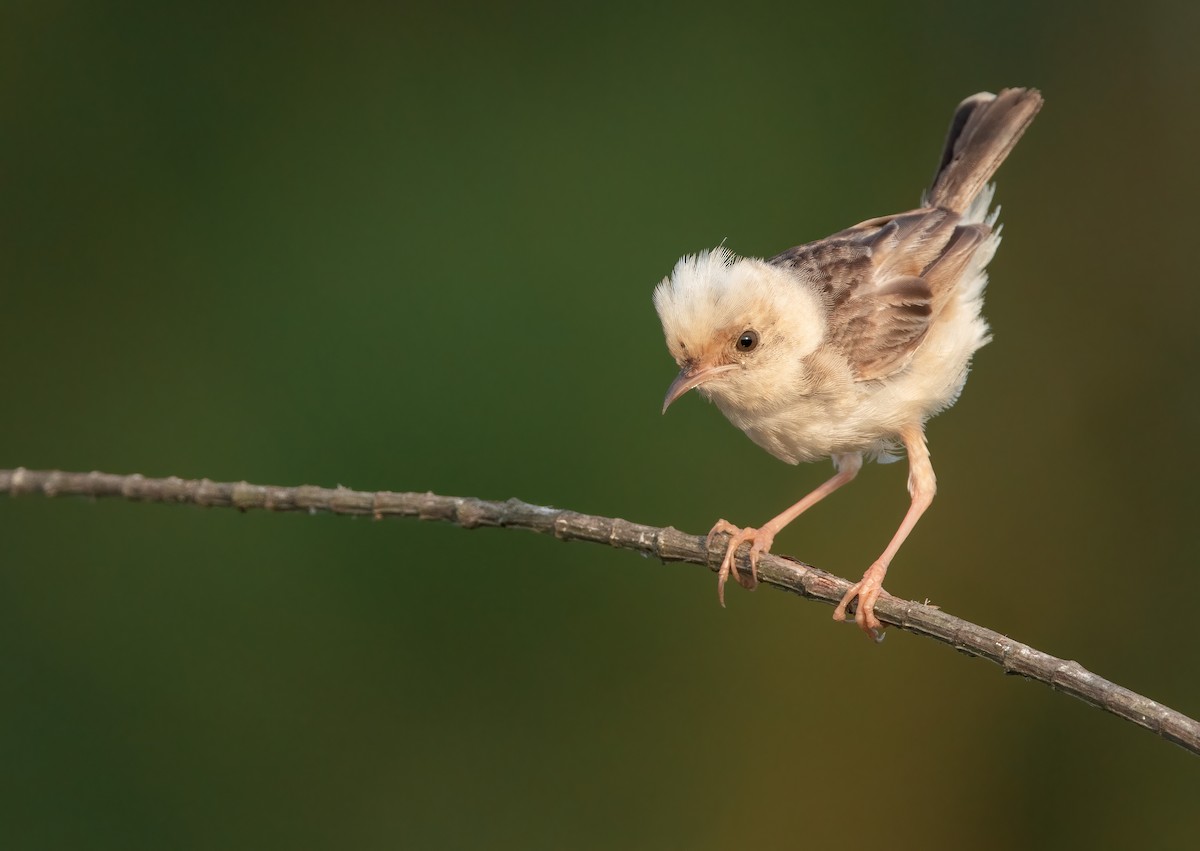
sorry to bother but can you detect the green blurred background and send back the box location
[2,1,1197,848]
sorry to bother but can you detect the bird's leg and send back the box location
[834,424,936,640]
[708,453,863,606]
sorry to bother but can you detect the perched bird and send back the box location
[653,88,1042,639]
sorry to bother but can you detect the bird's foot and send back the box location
[705,520,776,606]
[832,561,889,641]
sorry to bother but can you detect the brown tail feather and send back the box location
[926,88,1043,213]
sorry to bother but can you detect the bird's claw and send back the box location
[833,561,889,641]
[706,520,776,606]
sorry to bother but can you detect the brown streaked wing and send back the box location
[831,273,934,380]
[768,234,876,306]
[769,214,943,381]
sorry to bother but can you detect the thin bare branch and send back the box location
[3,466,1197,757]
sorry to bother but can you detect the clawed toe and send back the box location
[832,561,889,641]
[706,521,776,606]
[705,519,741,552]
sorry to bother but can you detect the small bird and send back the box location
[653,88,1042,639]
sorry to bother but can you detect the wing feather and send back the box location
[769,210,985,381]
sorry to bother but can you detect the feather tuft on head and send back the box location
[653,246,825,367]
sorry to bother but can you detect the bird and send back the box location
[653,88,1042,639]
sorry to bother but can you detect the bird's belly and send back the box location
[733,401,885,464]
[722,352,977,465]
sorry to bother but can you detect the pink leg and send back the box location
[709,453,864,606]
[833,424,937,640]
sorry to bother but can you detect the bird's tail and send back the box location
[925,87,1043,214]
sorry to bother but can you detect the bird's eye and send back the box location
[735,330,760,352]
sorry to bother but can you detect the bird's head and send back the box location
[653,246,826,414]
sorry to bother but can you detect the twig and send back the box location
[3,466,1197,757]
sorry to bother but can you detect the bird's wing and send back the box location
[769,210,988,381]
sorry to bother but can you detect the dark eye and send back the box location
[735,330,759,352]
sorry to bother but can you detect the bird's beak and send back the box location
[662,363,737,414]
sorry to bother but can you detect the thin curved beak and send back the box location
[662,363,737,414]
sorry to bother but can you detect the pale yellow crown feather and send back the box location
[652,246,825,365]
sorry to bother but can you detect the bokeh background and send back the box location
[2,2,1197,848]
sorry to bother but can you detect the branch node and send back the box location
[195,479,220,507]
[457,499,486,529]
[417,492,452,522]
[230,481,261,511]
[43,469,63,498]
[8,466,30,494]
[122,473,145,500]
